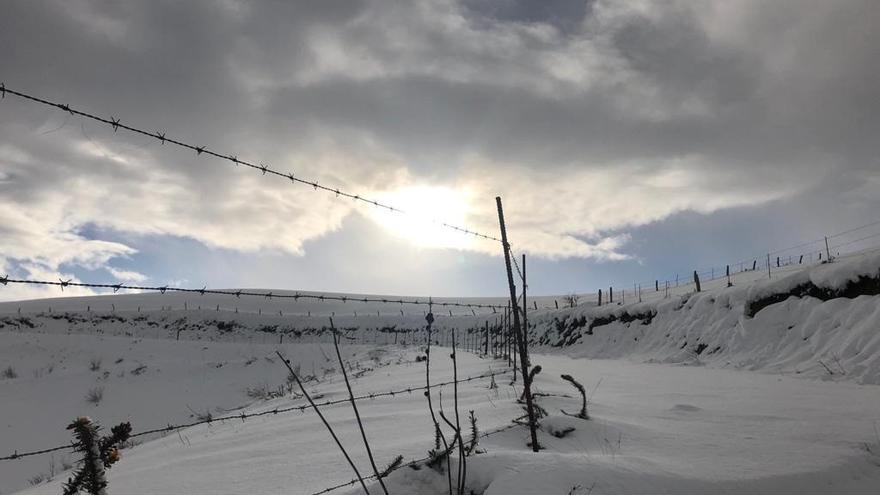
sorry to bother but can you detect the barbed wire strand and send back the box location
[0,277,506,310]
[0,369,509,462]
[0,84,501,243]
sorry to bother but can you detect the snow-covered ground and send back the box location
[2,251,880,494]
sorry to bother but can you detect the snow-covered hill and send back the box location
[2,251,880,494]
[526,251,880,385]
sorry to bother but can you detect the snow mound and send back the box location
[529,252,880,384]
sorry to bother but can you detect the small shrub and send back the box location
[85,386,104,405]
[188,407,213,422]
[63,418,131,495]
[246,383,287,400]
[488,374,498,390]
[89,358,102,371]
[2,365,18,379]
[465,410,482,455]
[28,472,47,485]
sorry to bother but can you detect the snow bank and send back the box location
[528,252,880,384]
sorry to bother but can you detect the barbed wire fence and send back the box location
[0,83,545,494]
[0,278,507,311]
[584,217,880,308]
[14,80,877,493]
[0,84,501,243]
[0,369,509,462]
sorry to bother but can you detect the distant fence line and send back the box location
[0,277,506,311]
[589,224,880,308]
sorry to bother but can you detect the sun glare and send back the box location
[369,185,476,250]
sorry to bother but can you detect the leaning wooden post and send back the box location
[598,289,602,307]
[693,270,701,292]
[495,196,540,452]
[522,253,528,366]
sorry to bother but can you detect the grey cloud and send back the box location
[0,0,878,295]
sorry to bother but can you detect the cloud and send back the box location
[106,268,148,283]
[0,0,878,299]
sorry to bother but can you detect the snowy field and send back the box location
[2,252,880,494]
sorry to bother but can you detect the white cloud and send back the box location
[107,268,148,283]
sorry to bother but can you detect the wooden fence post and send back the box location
[693,270,701,292]
[484,320,489,355]
[495,196,540,452]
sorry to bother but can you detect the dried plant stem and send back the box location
[331,319,389,495]
[425,326,456,495]
[275,350,370,495]
[451,330,466,494]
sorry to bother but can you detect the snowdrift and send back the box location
[528,253,880,384]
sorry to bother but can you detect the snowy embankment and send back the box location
[527,252,880,384]
[2,252,880,494]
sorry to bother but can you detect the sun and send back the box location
[367,185,477,250]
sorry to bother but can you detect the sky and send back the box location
[1,0,879,301]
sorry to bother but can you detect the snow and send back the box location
[2,251,880,494]
[526,250,880,384]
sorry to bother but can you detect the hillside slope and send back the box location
[527,252,880,384]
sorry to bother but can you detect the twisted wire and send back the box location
[0,84,501,243]
[0,277,506,310]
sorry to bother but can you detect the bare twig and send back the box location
[560,374,590,420]
[450,329,466,494]
[331,319,389,495]
[275,350,370,495]
[424,311,455,495]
